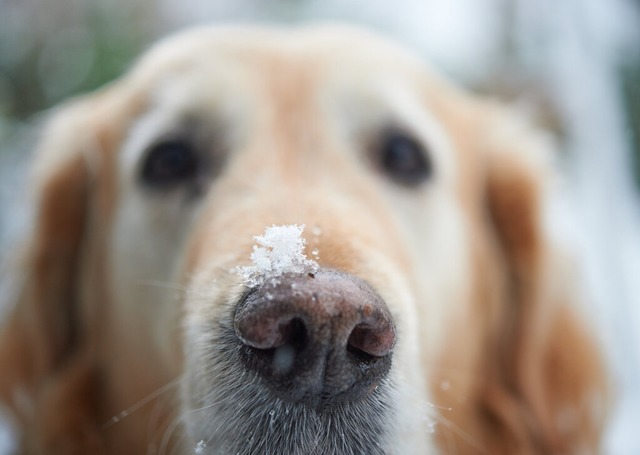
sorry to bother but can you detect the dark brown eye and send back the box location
[140,139,199,188]
[378,132,432,187]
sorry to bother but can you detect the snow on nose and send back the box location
[236,224,319,287]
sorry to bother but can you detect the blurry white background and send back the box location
[1,0,639,453]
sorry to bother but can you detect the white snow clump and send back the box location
[194,440,207,454]
[237,224,319,287]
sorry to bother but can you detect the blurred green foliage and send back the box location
[0,0,154,121]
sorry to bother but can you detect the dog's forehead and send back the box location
[141,25,417,66]
[119,25,464,145]
[125,25,434,95]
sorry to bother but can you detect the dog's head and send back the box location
[0,25,609,454]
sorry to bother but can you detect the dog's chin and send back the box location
[185,321,395,455]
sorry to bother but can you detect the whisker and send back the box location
[135,279,210,298]
[390,372,487,454]
[103,378,182,429]
[425,401,454,412]
[158,412,188,455]
[182,391,231,416]
[135,267,244,300]
[432,412,490,455]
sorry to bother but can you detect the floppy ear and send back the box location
[479,115,610,454]
[0,95,122,452]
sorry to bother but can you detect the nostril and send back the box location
[277,317,307,350]
[267,318,307,375]
[347,322,396,359]
[236,314,308,351]
[237,317,309,376]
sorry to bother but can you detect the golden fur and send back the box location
[0,25,609,454]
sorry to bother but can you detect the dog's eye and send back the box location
[378,132,432,186]
[140,140,200,188]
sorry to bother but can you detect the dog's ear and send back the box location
[479,113,610,454]
[0,94,124,452]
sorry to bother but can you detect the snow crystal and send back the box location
[194,440,207,454]
[237,225,319,287]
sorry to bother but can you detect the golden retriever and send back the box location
[0,25,610,454]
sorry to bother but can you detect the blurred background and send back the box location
[0,0,638,453]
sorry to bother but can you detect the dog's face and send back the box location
[0,26,609,454]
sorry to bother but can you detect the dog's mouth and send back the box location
[185,270,397,455]
[187,321,395,455]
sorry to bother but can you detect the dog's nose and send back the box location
[234,270,396,407]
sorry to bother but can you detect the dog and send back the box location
[0,24,610,454]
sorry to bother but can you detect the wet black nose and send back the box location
[234,270,396,407]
